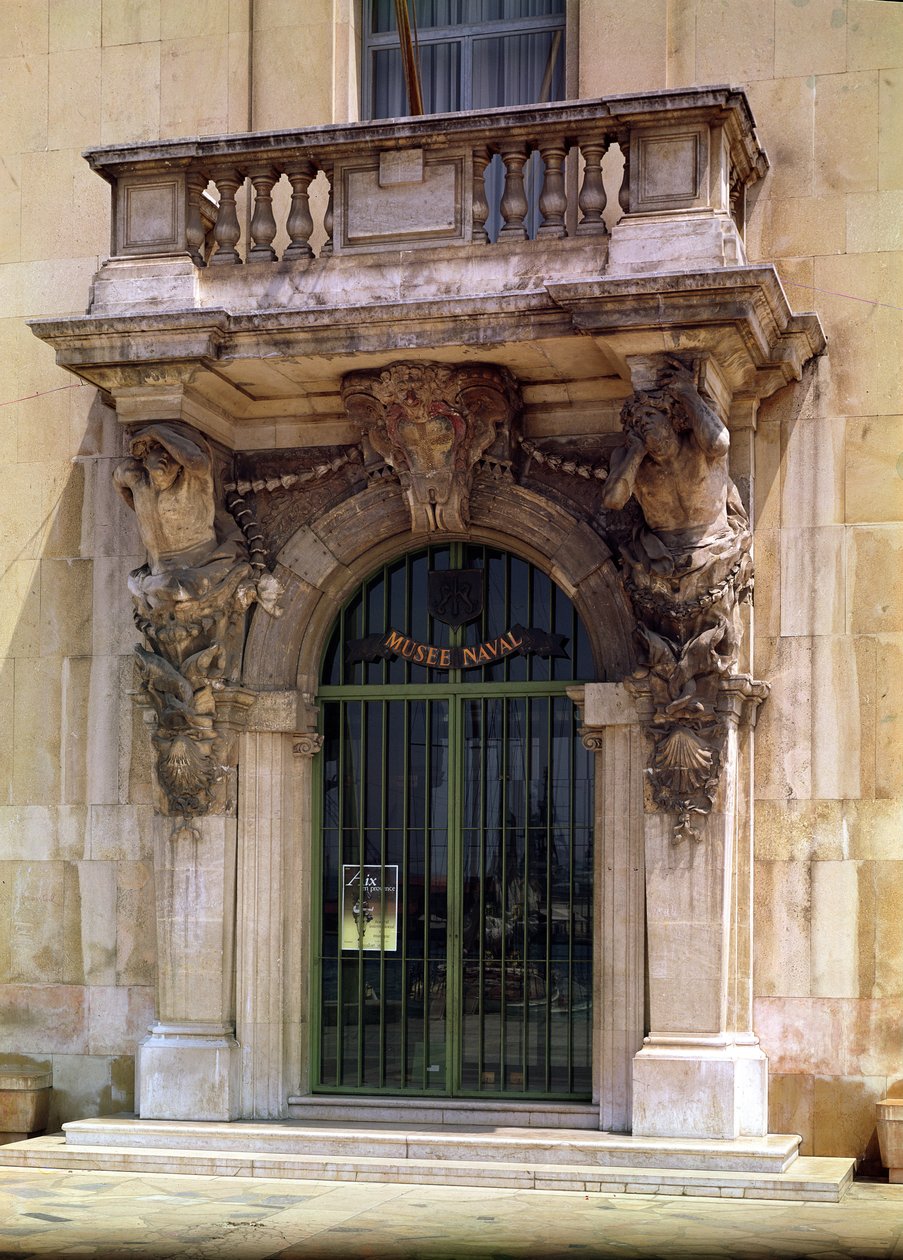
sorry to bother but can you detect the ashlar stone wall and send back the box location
[0,0,357,1129]
[0,0,900,1155]
[578,0,903,1162]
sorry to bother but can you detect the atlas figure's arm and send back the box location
[601,433,647,510]
[113,459,143,511]
[151,425,212,475]
[669,374,729,458]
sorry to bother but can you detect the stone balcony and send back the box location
[31,87,824,450]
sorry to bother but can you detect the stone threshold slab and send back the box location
[59,1117,803,1173]
[287,1097,600,1129]
[0,1134,854,1202]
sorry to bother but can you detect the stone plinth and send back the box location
[138,1025,240,1123]
[877,1099,903,1183]
[631,677,770,1141]
[137,813,241,1121]
[0,1070,52,1144]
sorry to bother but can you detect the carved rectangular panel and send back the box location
[116,176,185,255]
[630,126,709,213]
[337,155,465,251]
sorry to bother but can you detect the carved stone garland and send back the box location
[523,360,763,842]
[115,423,283,819]
[341,361,521,532]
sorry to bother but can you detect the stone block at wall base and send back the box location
[632,1041,768,1140]
[877,1099,903,1183]
[137,1024,241,1122]
[0,1070,52,1143]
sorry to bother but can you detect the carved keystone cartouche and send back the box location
[341,362,521,532]
[115,422,283,818]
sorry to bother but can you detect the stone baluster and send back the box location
[499,144,529,240]
[471,148,490,244]
[320,161,335,257]
[618,133,630,218]
[283,161,316,260]
[537,137,567,239]
[248,166,279,262]
[209,168,244,265]
[577,138,607,236]
[186,169,208,266]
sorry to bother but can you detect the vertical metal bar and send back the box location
[335,701,345,1085]
[338,596,346,686]
[499,695,508,1089]
[478,695,486,1091]
[423,699,431,1092]
[527,557,534,682]
[400,698,409,1088]
[503,549,511,684]
[545,695,554,1092]
[403,551,411,685]
[379,698,388,1087]
[357,698,367,1089]
[522,694,531,1089]
[567,694,575,1091]
[448,694,460,1094]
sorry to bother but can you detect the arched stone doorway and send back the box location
[235,480,645,1125]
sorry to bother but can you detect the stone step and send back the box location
[287,1097,600,1130]
[0,1133,855,1202]
[58,1117,803,1173]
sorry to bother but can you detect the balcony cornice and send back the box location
[83,86,766,185]
[31,265,824,450]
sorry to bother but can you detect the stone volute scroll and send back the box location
[114,423,283,818]
[599,358,760,840]
[341,361,521,532]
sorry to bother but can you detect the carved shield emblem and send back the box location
[428,569,484,627]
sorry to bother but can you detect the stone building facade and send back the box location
[0,0,900,1175]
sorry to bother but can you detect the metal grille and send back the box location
[315,545,593,1098]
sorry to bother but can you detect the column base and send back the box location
[632,1038,768,1140]
[138,1023,241,1121]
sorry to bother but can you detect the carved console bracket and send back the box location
[115,422,283,818]
[546,353,765,842]
[293,733,324,758]
[342,361,521,532]
[629,674,768,841]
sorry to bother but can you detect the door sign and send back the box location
[341,864,399,951]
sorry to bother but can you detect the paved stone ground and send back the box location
[0,1167,899,1259]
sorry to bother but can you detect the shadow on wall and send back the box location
[0,384,157,1132]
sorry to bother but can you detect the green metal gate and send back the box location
[313,544,594,1099]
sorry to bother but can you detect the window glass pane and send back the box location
[371,42,462,117]
[479,0,564,17]
[471,29,564,109]
[372,0,466,33]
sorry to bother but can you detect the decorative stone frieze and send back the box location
[114,423,283,817]
[342,362,521,532]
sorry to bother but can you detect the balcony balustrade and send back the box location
[87,87,764,282]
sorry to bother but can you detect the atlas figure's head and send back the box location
[621,392,683,461]
[138,440,180,491]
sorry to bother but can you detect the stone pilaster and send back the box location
[235,726,320,1118]
[570,684,646,1132]
[630,675,769,1140]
